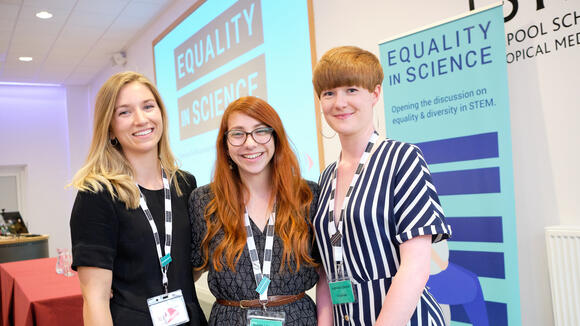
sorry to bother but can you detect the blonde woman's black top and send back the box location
[70,171,207,326]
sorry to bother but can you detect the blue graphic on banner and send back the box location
[379,4,521,326]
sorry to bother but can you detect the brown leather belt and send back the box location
[216,292,305,309]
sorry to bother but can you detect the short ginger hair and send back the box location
[312,45,384,97]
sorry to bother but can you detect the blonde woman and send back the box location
[70,71,206,326]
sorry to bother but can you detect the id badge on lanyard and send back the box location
[244,206,286,325]
[327,131,378,305]
[327,245,357,305]
[246,310,286,326]
[148,290,190,326]
[139,168,189,325]
[327,261,357,305]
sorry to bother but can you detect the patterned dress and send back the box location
[314,139,452,325]
[189,182,320,326]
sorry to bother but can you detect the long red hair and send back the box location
[199,96,315,272]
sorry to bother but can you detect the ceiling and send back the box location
[0,0,173,86]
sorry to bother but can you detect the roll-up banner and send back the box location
[378,4,520,326]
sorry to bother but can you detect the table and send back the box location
[0,257,82,326]
[0,235,49,263]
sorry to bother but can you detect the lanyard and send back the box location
[244,205,276,302]
[328,131,378,277]
[138,168,173,293]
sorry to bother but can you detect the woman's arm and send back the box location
[77,266,114,326]
[316,266,334,326]
[375,235,432,326]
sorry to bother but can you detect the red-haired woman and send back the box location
[189,96,325,325]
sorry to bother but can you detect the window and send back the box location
[0,165,26,217]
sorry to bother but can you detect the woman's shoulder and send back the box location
[188,184,215,224]
[189,184,213,205]
[176,169,196,186]
[192,183,212,195]
[177,169,195,179]
[71,184,118,226]
[303,179,320,218]
[381,138,419,153]
[74,182,116,204]
[375,138,424,164]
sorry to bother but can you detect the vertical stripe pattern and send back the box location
[244,206,276,301]
[314,139,452,325]
[328,131,378,276]
[138,168,173,292]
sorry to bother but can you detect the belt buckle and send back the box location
[240,300,250,309]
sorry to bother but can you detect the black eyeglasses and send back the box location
[225,127,274,146]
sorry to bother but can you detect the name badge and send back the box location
[147,289,190,326]
[246,309,286,326]
[328,273,357,305]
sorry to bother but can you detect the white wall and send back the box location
[0,85,73,253]
[65,85,92,179]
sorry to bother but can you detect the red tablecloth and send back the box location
[0,257,82,326]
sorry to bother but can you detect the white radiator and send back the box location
[545,226,580,326]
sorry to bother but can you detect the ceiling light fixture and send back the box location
[0,81,61,87]
[36,11,53,19]
[18,57,33,62]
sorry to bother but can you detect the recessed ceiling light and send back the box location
[0,81,61,87]
[18,57,33,62]
[36,11,53,19]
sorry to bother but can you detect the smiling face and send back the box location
[319,84,380,138]
[109,81,163,161]
[226,112,275,180]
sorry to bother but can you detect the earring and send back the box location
[110,138,119,146]
[318,114,336,139]
[320,129,336,139]
[319,123,336,139]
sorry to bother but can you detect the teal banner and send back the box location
[379,4,520,326]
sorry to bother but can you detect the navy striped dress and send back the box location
[314,139,451,325]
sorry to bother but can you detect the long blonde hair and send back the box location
[71,71,183,208]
